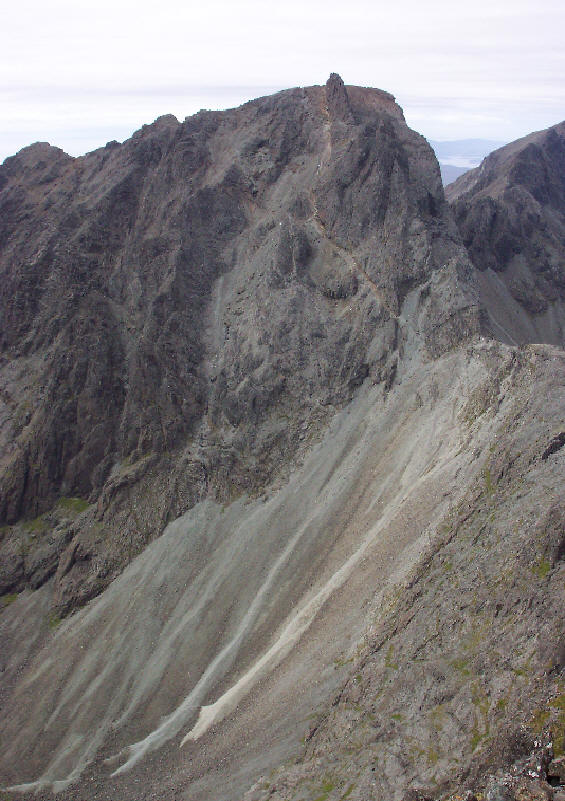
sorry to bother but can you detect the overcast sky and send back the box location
[2,0,564,162]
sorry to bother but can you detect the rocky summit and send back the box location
[0,75,563,801]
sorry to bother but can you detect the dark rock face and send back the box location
[447,122,565,345]
[0,76,479,611]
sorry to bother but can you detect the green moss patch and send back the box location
[47,613,62,631]
[312,778,335,801]
[23,514,47,532]
[531,557,551,578]
[385,643,399,670]
[483,467,495,497]
[0,592,19,609]
[57,496,90,515]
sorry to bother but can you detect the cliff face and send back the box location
[447,122,565,346]
[0,79,564,801]
[0,74,478,612]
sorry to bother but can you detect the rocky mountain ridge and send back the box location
[0,76,564,801]
[0,74,479,613]
[447,122,565,346]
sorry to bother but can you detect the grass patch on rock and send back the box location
[312,778,335,801]
[47,612,62,631]
[339,784,355,801]
[531,557,551,578]
[0,592,19,609]
[385,643,399,670]
[23,514,47,533]
[57,496,90,515]
[483,466,495,496]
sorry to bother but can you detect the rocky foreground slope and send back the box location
[0,77,564,801]
[244,342,565,801]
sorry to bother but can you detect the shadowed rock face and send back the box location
[0,76,479,611]
[447,122,565,346]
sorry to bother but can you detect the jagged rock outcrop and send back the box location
[447,122,565,346]
[0,75,479,613]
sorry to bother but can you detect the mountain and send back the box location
[0,77,564,801]
[0,74,478,613]
[447,122,565,346]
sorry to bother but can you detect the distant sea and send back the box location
[430,139,505,185]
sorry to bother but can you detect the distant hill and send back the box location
[438,162,468,184]
[431,138,505,184]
